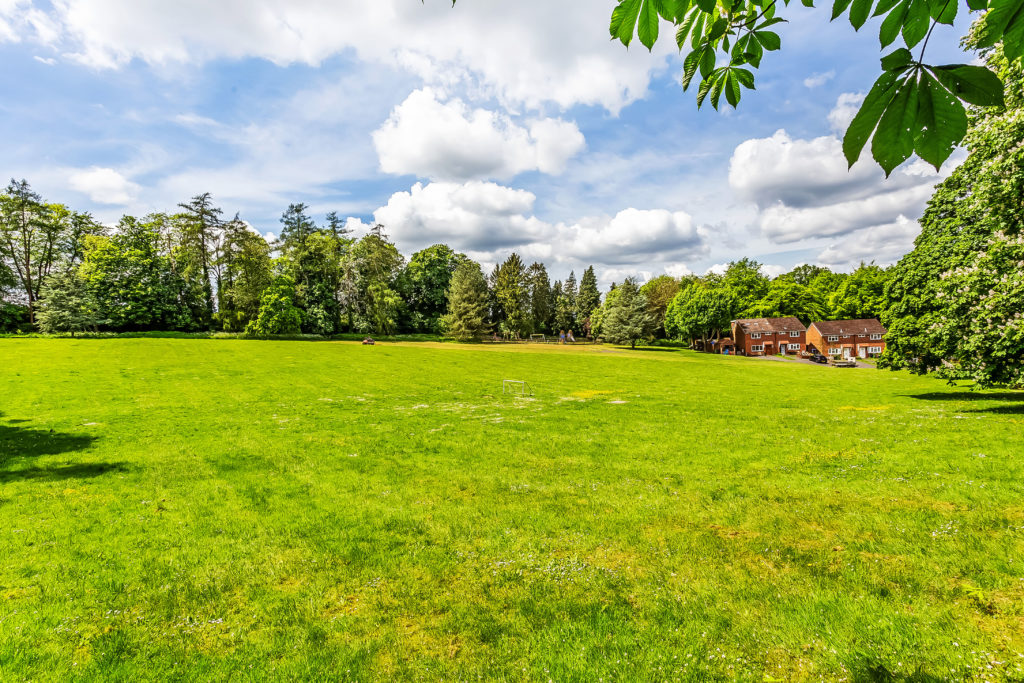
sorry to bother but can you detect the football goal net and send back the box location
[502,380,533,396]
[529,334,546,343]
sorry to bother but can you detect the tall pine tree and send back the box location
[177,193,223,326]
[493,253,529,338]
[443,261,491,341]
[527,262,552,334]
[576,266,601,334]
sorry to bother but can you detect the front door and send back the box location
[859,347,866,359]
[843,347,853,359]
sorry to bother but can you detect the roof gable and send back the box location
[810,319,887,336]
[732,317,807,333]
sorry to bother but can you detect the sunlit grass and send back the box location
[1,339,1022,680]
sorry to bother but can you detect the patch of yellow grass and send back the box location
[835,405,893,411]
[570,389,612,399]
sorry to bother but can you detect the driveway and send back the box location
[747,354,872,369]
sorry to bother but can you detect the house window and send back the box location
[788,343,801,350]
[790,331,800,337]
[869,346,882,354]
[827,335,838,342]
[750,333,761,339]
[828,348,840,355]
[842,335,850,339]
[750,344,764,353]
[871,333,882,340]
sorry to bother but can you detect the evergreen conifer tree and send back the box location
[601,277,654,349]
[36,269,100,336]
[443,261,491,341]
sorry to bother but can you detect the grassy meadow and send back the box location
[1,338,1023,681]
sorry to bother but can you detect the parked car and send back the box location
[808,353,828,364]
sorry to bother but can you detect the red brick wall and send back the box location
[731,324,806,356]
[808,326,886,357]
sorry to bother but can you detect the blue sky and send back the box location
[0,0,976,285]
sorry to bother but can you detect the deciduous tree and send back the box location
[0,180,64,324]
[639,274,681,337]
[219,217,273,332]
[403,244,468,333]
[353,225,405,335]
[882,46,1024,386]
[246,272,303,336]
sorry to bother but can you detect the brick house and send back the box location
[731,317,807,356]
[806,319,887,359]
[708,337,736,355]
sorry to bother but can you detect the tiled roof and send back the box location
[732,317,807,333]
[810,319,886,336]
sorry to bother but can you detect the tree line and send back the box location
[2,51,1022,386]
[0,188,609,340]
[0,179,890,345]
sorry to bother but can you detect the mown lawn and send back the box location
[1,339,1022,681]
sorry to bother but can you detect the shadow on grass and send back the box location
[850,660,947,682]
[967,404,1024,415]
[0,462,129,483]
[0,422,97,465]
[905,391,1024,415]
[905,391,1024,402]
[0,418,117,483]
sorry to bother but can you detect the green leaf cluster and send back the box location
[609,0,1015,173]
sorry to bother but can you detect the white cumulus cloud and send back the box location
[727,92,958,266]
[68,166,140,205]
[803,70,835,88]
[366,181,710,273]
[827,92,865,133]
[8,0,671,113]
[372,88,584,181]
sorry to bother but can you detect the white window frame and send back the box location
[750,332,761,339]
[842,334,851,339]
[750,344,764,353]
[828,348,840,355]
[789,331,800,338]
[788,343,801,350]
[827,335,839,342]
[869,346,882,354]
[870,333,883,340]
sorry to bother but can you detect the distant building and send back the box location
[806,319,887,359]
[731,317,807,356]
[709,337,735,355]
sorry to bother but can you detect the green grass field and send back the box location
[2,339,1023,681]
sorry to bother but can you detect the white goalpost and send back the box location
[502,380,533,396]
[529,334,546,343]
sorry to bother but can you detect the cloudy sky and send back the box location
[0,0,975,284]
